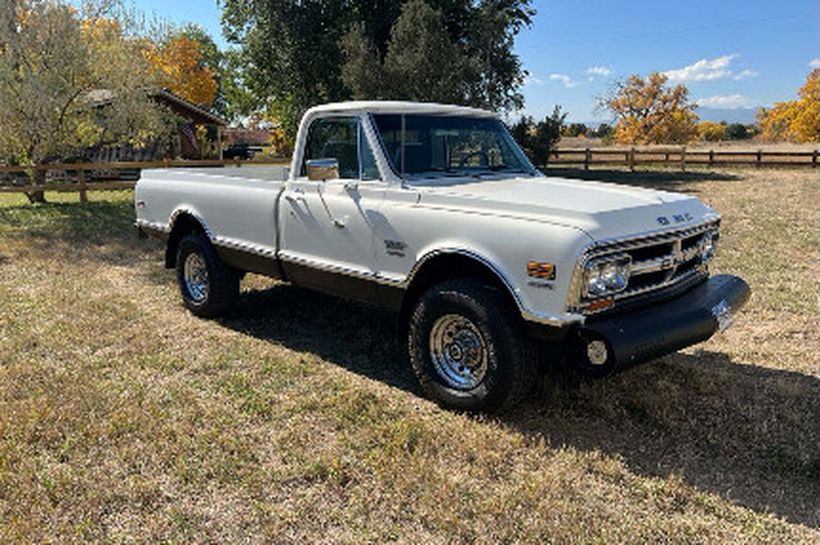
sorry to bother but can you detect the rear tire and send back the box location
[407,279,536,413]
[175,233,239,318]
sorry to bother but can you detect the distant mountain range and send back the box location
[576,108,758,128]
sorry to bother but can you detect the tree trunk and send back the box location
[25,169,46,203]
[25,190,46,203]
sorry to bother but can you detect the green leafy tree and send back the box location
[0,0,168,203]
[221,0,534,142]
[509,106,566,167]
[724,123,750,140]
[564,123,588,137]
[381,0,471,103]
[593,123,613,139]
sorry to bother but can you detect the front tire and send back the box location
[175,233,239,318]
[407,279,536,413]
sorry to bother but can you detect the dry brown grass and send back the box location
[0,167,818,543]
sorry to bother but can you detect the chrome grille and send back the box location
[572,221,719,313]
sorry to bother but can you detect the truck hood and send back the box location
[413,175,718,240]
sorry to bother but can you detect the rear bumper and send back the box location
[578,274,750,371]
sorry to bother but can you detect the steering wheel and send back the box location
[458,151,490,169]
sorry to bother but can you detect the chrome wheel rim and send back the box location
[183,253,209,303]
[428,314,488,390]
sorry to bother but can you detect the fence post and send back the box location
[628,147,635,171]
[756,149,762,168]
[679,147,686,172]
[584,148,590,171]
[77,168,87,203]
[234,156,241,167]
[708,149,714,167]
[813,149,817,168]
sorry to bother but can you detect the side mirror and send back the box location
[306,158,339,181]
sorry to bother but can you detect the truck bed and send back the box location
[144,165,289,182]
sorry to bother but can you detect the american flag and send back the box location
[181,124,199,154]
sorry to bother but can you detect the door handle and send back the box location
[343,181,359,192]
[285,188,306,203]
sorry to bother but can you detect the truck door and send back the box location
[279,115,386,305]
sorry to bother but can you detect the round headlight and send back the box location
[586,273,609,297]
[601,262,629,291]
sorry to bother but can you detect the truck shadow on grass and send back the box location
[225,283,819,529]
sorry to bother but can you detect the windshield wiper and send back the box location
[474,166,534,177]
[416,167,464,178]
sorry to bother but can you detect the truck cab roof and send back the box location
[304,101,499,119]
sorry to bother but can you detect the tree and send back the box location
[509,106,566,167]
[221,0,534,142]
[381,0,471,103]
[564,123,588,137]
[600,72,698,145]
[758,69,820,143]
[697,121,726,142]
[593,123,613,139]
[724,123,749,140]
[144,30,217,107]
[0,0,168,203]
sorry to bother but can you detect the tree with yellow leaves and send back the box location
[758,69,820,143]
[697,121,726,142]
[145,34,217,108]
[601,72,699,145]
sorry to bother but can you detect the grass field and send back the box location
[0,167,818,543]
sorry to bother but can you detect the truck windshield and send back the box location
[371,114,536,179]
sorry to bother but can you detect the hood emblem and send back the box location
[657,213,693,226]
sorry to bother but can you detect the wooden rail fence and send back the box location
[547,147,819,171]
[0,158,290,202]
[1,148,817,201]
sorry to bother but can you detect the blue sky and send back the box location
[133,0,819,122]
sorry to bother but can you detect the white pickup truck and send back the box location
[135,101,750,412]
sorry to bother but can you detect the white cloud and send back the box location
[696,94,755,110]
[664,54,738,82]
[585,66,611,77]
[523,74,543,86]
[733,69,758,80]
[549,73,576,88]
[809,58,820,69]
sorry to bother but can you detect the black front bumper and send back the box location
[579,274,751,371]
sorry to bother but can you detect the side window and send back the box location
[302,117,359,178]
[302,116,384,180]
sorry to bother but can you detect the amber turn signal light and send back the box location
[585,297,615,312]
[527,261,556,280]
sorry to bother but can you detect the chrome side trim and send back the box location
[168,207,217,240]
[134,218,170,233]
[212,236,277,259]
[164,211,278,260]
[281,249,583,327]
[278,251,399,287]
